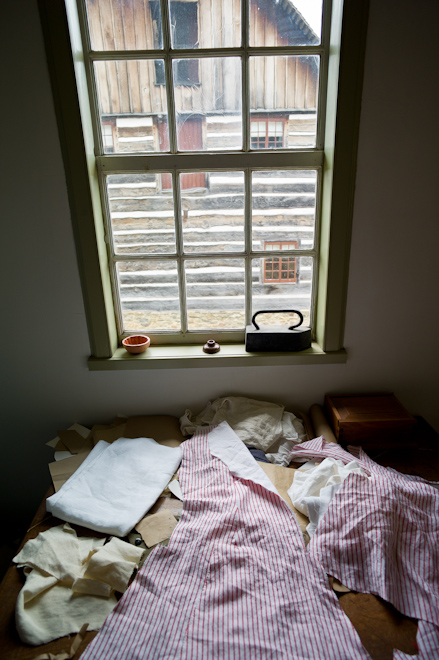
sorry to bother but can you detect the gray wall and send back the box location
[1,0,439,532]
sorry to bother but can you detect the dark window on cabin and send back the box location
[151,1,200,86]
[264,241,298,283]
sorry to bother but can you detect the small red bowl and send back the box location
[122,335,151,354]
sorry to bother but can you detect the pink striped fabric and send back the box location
[288,436,372,470]
[297,439,439,658]
[80,428,370,660]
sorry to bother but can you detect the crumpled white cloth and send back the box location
[180,396,306,466]
[287,457,368,537]
[13,524,144,645]
[47,437,182,536]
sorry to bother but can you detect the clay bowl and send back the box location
[122,335,150,354]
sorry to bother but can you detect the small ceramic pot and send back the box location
[122,335,151,354]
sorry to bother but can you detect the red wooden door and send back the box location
[158,118,206,190]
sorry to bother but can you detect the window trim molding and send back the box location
[39,0,369,363]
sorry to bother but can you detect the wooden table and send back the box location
[1,416,437,660]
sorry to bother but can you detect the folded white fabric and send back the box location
[180,396,306,466]
[287,457,368,537]
[47,437,182,536]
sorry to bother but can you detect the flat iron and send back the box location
[245,309,312,352]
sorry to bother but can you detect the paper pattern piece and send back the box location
[49,450,91,492]
[136,510,178,548]
[91,423,127,446]
[168,479,184,500]
[57,430,93,454]
[54,450,74,462]
[258,461,310,538]
[47,423,91,448]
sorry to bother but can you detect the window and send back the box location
[263,242,298,283]
[250,118,285,149]
[40,0,369,363]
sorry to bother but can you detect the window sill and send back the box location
[88,342,347,370]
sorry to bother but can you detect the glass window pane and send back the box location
[107,174,176,255]
[185,258,245,330]
[180,172,245,254]
[117,260,181,332]
[252,256,313,327]
[169,0,241,49]
[250,56,319,149]
[252,171,317,250]
[94,60,169,154]
[86,0,163,51]
[250,0,322,46]
[174,58,242,151]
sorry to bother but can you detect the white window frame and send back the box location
[39,0,369,368]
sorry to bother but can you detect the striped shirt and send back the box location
[80,427,370,660]
[291,438,439,659]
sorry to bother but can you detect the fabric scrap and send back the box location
[179,396,306,465]
[13,524,144,645]
[85,537,145,592]
[288,456,368,536]
[46,437,182,536]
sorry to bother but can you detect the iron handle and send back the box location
[251,309,304,331]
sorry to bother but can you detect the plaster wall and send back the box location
[1,0,438,529]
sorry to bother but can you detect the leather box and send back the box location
[324,393,417,449]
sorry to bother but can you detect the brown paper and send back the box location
[124,415,184,447]
[91,423,127,446]
[136,509,178,548]
[57,430,93,454]
[258,462,309,539]
[49,451,91,492]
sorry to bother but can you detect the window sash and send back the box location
[83,0,328,342]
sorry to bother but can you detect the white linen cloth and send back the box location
[13,524,144,645]
[46,437,182,536]
[287,457,368,537]
[180,396,306,465]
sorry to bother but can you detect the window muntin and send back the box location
[253,255,313,326]
[81,0,327,341]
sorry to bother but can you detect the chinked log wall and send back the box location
[109,173,314,313]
